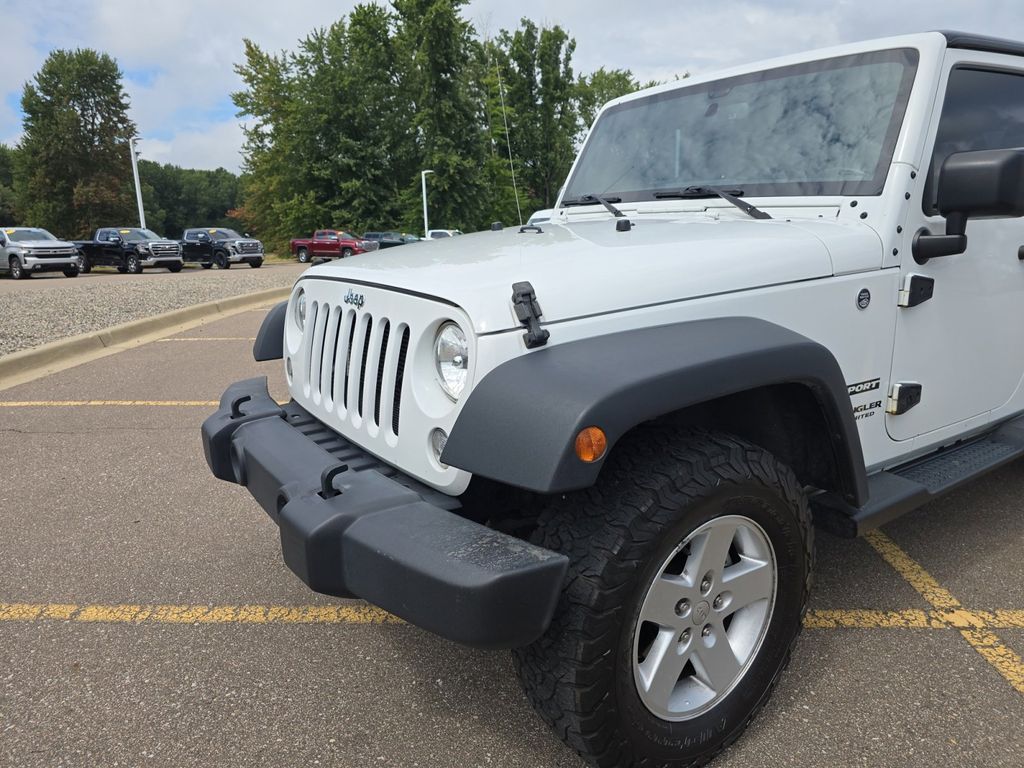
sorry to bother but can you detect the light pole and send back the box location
[129,137,146,229]
[421,169,434,238]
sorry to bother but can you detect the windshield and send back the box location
[4,228,56,242]
[211,229,242,239]
[121,228,162,242]
[563,48,918,202]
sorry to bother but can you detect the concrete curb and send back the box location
[0,286,290,392]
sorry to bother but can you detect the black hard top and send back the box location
[938,30,1024,58]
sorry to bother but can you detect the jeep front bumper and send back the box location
[201,377,568,649]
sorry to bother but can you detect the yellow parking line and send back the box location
[803,609,933,629]
[865,530,1024,694]
[0,602,402,625]
[0,400,219,407]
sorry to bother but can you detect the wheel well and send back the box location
[634,383,842,494]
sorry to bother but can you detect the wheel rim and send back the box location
[632,514,777,722]
[11,260,20,278]
[77,255,86,270]
[129,256,138,271]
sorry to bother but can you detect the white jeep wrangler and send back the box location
[203,30,1024,767]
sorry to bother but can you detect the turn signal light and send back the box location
[575,427,607,463]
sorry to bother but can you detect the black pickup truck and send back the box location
[74,228,183,274]
[180,228,264,269]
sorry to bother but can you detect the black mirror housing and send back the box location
[914,148,1024,264]
[937,148,1024,222]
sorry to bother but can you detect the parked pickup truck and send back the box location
[0,227,79,279]
[290,230,378,263]
[180,228,264,269]
[202,31,1024,768]
[74,228,183,274]
[362,231,420,249]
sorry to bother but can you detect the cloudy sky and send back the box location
[2,0,1023,172]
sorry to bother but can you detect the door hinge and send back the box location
[897,274,935,308]
[511,281,550,349]
[886,382,923,415]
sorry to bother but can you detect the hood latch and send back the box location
[511,282,550,349]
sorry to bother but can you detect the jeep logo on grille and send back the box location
[344,289,365,308]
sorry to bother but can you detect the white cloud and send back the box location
[3,0,1024,169]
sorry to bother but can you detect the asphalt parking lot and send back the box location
[1,308,1023,768]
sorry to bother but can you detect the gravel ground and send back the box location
[0,264,305,357]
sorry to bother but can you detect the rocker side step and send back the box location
[814,416,1024,537]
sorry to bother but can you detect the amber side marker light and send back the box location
[575,426,608,463]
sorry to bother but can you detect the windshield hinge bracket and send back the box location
[511,282,550,349]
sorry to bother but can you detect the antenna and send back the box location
[496,66,523,226]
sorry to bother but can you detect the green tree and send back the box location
[16,49,137,238]
[392,0,490,231]
[0,144,17,224]
[137,160,242,237]
[577,68,643,134]
[493,20,580,210]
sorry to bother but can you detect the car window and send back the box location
[185,231,198,241]
[430,231,449,238]
[924,66,1024,213]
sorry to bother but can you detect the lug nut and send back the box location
[675,599,690,617]
[713,595,723,610]
[700,573,713,594]
[702,625,712,638]
[679,629,691,644]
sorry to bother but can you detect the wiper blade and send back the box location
[560,194,625,218]
[654,186,772,220]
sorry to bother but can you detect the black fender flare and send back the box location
[442,317,868,505]
[253,301,287,361]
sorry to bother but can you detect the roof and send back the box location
[938,30,1024,58]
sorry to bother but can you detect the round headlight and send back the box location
[434,322,468,400]
[294,290,307,330]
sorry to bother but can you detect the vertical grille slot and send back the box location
[333,309,355,410]
[305,302,321,393]
[392,326,410,436]
[373,321,390,427]
[321,305,342,409]
[356,315,374,418]
[342,311,358,409]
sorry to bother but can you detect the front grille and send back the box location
[306,301,411,437]
[150,242,180,257]
[28,249,76,259]
[238,241,262,254]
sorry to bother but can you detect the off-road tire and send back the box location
[297,248,310,264]
[9,257,28,280]
[76,253,91,274]
[248,258,263,268]
[512,427,812,768]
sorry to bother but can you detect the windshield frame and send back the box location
[120,228,162,242]
[562,47,920,203]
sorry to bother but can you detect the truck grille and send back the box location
[150,242,180,258]
[29,249,76,259]
[238,241,262,254]
[305,301,411,437]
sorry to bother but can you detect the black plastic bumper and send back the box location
[201,377,568,649]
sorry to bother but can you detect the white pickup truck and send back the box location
[203,31,1024,768]
[0,227,79,279]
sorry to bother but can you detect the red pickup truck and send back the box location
[290,230,378,263]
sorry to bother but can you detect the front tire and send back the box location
[126,254,143,274]
[248,257,263,268]
[9,257,29,280]
[77,253,91,274]
[513,428,812,768]
[167,262,183,273]
[214,251,230,269]
[341,247,353,258]
[63,265,80,278]
[296,248,310,264]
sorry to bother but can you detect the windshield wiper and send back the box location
[654,186,772,220]
[561,194,625,218]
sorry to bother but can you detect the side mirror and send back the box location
[243,232,251,238]
[914,148,1024,264]
[109,235,122,244]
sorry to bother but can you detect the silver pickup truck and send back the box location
[0,227,80,279]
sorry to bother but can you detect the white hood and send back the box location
[307,214,881,333]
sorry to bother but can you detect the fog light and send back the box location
[575,427,607,463]
[430,428,449,466]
